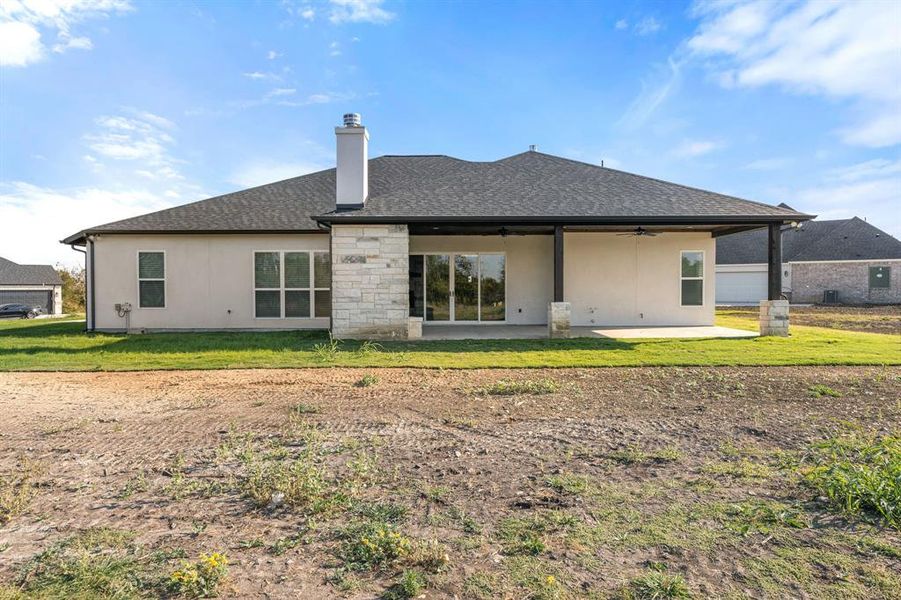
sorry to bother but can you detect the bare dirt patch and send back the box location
[725,304,901,334]
[1,367,899,598]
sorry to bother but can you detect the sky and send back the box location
[1,0,899,268]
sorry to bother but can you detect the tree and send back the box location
[56,264,86,314]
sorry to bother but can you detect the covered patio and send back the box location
[420,324,757,340]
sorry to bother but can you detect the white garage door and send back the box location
[716,268,767,304]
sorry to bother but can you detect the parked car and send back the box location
[0,303,41,319]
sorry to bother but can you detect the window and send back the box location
[138,252,165,308]
[869,266,890,289]
[680,251,704,306]
[254,251,330,318]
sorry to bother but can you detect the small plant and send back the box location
[241,456,327,512]
[808,384,841,398]
[270,533,305,556]
[546,472,591,495]
[291,402,321,415]
[355,501,409,524]
[355,373,380,388]
[609,445,683,465]
[338,521,413,570]
[118,470,149,499]
[0,458,42,524]
[702,459,772,480]
[496,512,574,556]
[721,501,807,536]
[168,552,229,598]
[629,569,692,599]
[463,572,500,600]
[422,485,450,503]
[802,430,900,528]
[477,378,560,396]
[384,569,427,599]
[312,336,341,362]
[355,340,384,357]
[412,538,450,572]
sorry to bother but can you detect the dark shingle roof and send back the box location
[716,217,901,264]
[63,152,808,243]
[0,257,62,286]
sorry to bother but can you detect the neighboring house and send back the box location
[63,114,810,338]
[0,257,63,315]
[716,216,901,304]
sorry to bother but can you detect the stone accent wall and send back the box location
[548,302,571,339]
[331,224,410,339]
[790,260,901,304]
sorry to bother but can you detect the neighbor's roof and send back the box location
[63,151,809,244]
[716,217,901,264]
[0,257,62,286]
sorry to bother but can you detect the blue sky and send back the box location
[1,0,899,266]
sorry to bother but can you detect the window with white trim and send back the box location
[680,251,704,306]
[138,252,165,308]
[254,251,330,318]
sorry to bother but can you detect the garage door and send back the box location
[716,269,767,304]
[0,290,53,312]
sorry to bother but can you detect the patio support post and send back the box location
[760,222,789,337]
[549,225,571,338]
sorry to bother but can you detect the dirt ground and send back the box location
[724,304,901,334]
[1,367,899,599]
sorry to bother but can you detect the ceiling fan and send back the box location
[616,227,658,237]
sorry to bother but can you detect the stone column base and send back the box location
[548,302,571,339]
[759,300,789,337]
[408,317,423,340]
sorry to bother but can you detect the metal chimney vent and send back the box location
[343,113,362,127]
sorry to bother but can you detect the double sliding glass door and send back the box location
[410,253,505,322]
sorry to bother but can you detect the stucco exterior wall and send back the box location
[331,224,410,339]
[409,235,554,325]
[565,232,716,326]
[90,233,330,331]
[789,259,901,304]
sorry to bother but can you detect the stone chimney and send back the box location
[335,112,368,209]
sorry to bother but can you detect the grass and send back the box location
[801,429,900,528]
[628,569,692,599]
[0,458,42,525]
[475,377,560,395]
[0,312,898,371]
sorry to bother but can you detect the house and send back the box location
[0,257,63,315]
[62,114,811,339]
[716,216,901,305]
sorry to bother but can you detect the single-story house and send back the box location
[63,114,811,339]
[0,257,63,315]
[716,215,901,304]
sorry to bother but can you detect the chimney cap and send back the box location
[343,113,362,127]
[529,144,538,152]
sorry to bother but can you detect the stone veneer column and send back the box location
[548,302,571,339]
[331,224,410,340]
[759,299,789,337]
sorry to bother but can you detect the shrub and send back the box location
[169,552,229,598]
[477,378,559,396]
[802,430,900,528]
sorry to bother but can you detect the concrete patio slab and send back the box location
[420,324,757,340]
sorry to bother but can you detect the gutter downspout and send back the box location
[87,238,96,332]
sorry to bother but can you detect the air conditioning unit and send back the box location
[823,290,839,304]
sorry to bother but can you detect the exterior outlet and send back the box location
[335,117,369,209]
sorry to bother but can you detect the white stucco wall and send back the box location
[90,233,330,331]
[565,232,716,326]
[409,235,554,325]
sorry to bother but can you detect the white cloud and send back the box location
[0,0,132,67]
[329,41,341,56]
[0,21,42,66]
[617,56,683,130]
[615,19,628,30]
[688,0,901,147]
[85,112,177,163]
[634,16,661,36]
[672,139,724,158]
[823,158,901,183]
[228,160,326,188]
[300,7,314,21]
[329,0,394,24]
[266,49,281,59]
[0,182,174,267]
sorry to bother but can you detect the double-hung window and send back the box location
[680,251,704,306]
[869,266,890,289]
[254,251,330,318]
[138,252,165,308]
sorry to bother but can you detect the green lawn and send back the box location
[0,313,897,371]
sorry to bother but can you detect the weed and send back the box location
[338,521,413,571]
[355,340,384,357]
[629,569,692,599]
[476,378,560,396]
[497,512,575,556]
[441,506,481,533]
[702,459,772,480]
[383,569,426,599]
[270,533,305,556]
[0,458,42,524]
[355,373,380,388]
[411,538,450,572]
[312,336,341,362]
[719,500,807,536]
[354,501,408,524]
[463,572,500,599]
[118,471,149,499]
[802,430,900,528]
[168,552,229,598]
[241,456,328,512]
[609,445,683,465]
[808,384,841,398]
[857,536,901,560]
[422,485,450,503]
[504,556,566,600]
[235,538,265,549]
[546,472,591,495]
[291,402,321,415]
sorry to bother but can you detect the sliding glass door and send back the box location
[411,253,505,322]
